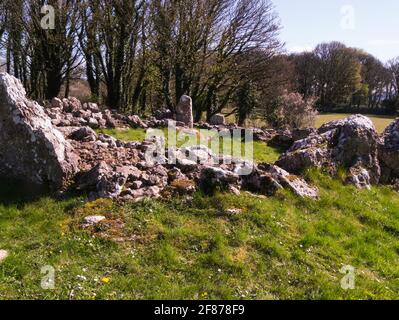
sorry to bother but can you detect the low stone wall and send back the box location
[2,72,399,202]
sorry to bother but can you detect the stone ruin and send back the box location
[1,72,399,202]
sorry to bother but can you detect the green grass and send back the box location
[0,170,398,300]
[316,114,395,133]
[97,128,283,164]
[97,128,147,142]
[1,127,398,300]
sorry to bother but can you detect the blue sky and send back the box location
[273,0,399,62]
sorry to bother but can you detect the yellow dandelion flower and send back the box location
[101,277,110,284]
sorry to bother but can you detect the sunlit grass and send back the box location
[2,125,397,299]
[97,128,147,142]
[0,171,398,299]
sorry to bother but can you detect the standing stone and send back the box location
[176,95,194,128]
[0,73,79,189]
[379,118,399,184]
[209,114,226,126]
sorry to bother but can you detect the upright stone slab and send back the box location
[0,73,79,189]
[176,95,194,128]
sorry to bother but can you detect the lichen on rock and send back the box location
[0,73,79,189]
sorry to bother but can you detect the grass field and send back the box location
[0,170,398,299]
[316,114,395,133]
[1,128,398,300]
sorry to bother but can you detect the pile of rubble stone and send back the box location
[2,72,399,203]
[53,123,320,200]
[0,73,319,200]
[46,96,155,129]
[275,114,398,190]
[47,94,237,133]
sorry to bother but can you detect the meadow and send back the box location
[0,129,398,300]
[232,113,395,133]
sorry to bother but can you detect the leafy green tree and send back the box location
[234,80,258,126]
[313,43,362,110]
[352,84,369,109]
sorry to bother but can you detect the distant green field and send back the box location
[316,114,395,133]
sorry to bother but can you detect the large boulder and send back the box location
[268,129,295,148]
[127,115,148,129]
[252,128,317,145]
[319,115,379,176]
[59,126,98,142]
[0,73,79,189]
[242,163,318,198]
[276,115,380,189]
[199,166,240,195]
[176,95,194,128]
[78,162,139,200]
[276,129,337,174]
[378,118,399,184]
[51,97,63,109]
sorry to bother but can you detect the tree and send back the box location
[270,92,317,129]
[290,51,318,99]
[351,84,369,109]
[150,0,281,120]
[79,0,149,111]
[291,42,365,111]
[23,1,81,99]
[0,1,82,100]
[387,57,399,102]
[226,51,293,126]
[361,54,391,109]
[78,1,102,101]
[234,80,258,126]
[313,42,362,109]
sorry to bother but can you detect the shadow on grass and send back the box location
[0,177,83,207]
[268,143,289,156]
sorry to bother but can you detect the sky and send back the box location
[273,0,399,62]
